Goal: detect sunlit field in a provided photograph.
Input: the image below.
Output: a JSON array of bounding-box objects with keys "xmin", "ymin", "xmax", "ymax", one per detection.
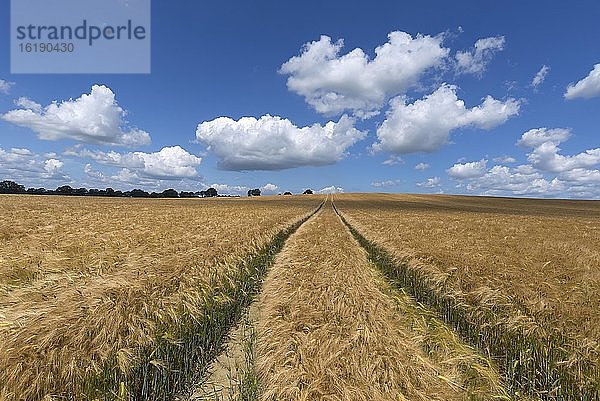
[
  {"xmin": 0, "ymin": 195, "xmax": 322, "ymax": 400},
  {"xmin": 335, "ymin": 193, "xmax": 600, "ymax": 400},
  {"xmin": 1, "ymin": 193, "xmax": 598, "ymax": 400}
]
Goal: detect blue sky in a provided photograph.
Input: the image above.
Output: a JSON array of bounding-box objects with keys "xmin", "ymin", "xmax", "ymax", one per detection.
[{"xmin": 1, "ymin": 0, "xmax": 600, "ymax": 198}]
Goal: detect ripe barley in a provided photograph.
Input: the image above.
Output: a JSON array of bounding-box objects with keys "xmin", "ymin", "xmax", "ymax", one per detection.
[
  {"xmin": 334, "ymin": 193, "xmax": 600, "ymax": 400},
  {"xmin": 256, "ymin": 202, "xmax": 489, "ymax": 401}
]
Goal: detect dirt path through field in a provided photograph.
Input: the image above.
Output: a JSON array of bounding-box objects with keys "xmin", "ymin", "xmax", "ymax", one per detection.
[{"xmin": 255, "ymin": 201, "xmax": 469, "ymax": 401}]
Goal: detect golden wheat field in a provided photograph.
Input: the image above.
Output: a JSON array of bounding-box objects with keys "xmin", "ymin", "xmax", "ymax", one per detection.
[
  {"xmin": 1, "ymin": 193, "xmax": 599, "ymax": 401},
  {"xmin": 0, "ymin": 194, "xmax": 322, "ymax": 400},
  {"xmin": 255, "ymin": 204, "xmax": 509, "ymax": 401},
  {"xmin": 334, "ymin": 193, "xmax": 600, "ymax": 400}
]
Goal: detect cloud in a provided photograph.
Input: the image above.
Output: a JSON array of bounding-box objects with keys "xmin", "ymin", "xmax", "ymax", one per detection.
[
  {"xmin": 461, "ymin": 164, "xmax": 563, "ymax": 196},
  {"xmin": 1, "ymin": 85, "xmax": 151, "ymax": 147},
  {"xmin": 318, "ymin": 186, "xmax": 344, "ymax": 194},
  {"xmin": 70, "ymin": 146, "xmax": 202, "ymax": 180},
  {"xmin": 134, "ymin": 146, "xmax": 201, "ymax": 179},
  {"xmin": 261, "ymin": 183, "xmax": 279, "ymax": 193},
  {"xmin": 449, "ymin": 129, "xmax": 600, "ymax": 198},
  {"xmin": 493, "ymin": 155, "xmax": 516, "ymax": 163},
  {"xmin": 10, "ymin": 148, "xmax": 33, "ymax": 156},
  {"xmin": 415, "ymin": 162, "xmax": 430, "ymax": 170},
  {"xmin": 374, "ymin": 84, "xmax": 520, "ymax": 154},
  {"xmin": 84, "ymin": 163, "xmax": 107, "ymax": 182},
  {"xmin": 0, "ymin": 79, "xmax": 15, "ymax": 95},
  {"xmin": 455, "ymin": 36, "xmax": 505, "ymax": 76},
  {"xmin": 371, "ymin": 180, "xmax": 398, "ymax": 188},
  {"xmin": 519, "ymin": 129, "xmax": 600, "ymax": 173},
  {"xmin": 448, "ymin": 159, "xmax": 488, "ymax": 179},
  {"xmin": 111, "ymin": 169, "xmax": 141, "ymax": 184},
  {"xmin": 382, "ymin": 155, "xmax": 404, "ymax": 166},
  {"xmin": 531, "ymin": 65, "xmax": 550, "ymax": 89},
  {"xmin": 196, "ymin": 114, "xmax": 366, "ymax": 170},
  {"xmin": 208, "ymin": 183, "xmax": 249, "ymax": 196},
  {"xmin": 565, "ymin": 64, "xmax": 600, "ymax": 100},
  {"xmin": 44, "ymin": 159, "xmax": 64, "ymax": 175},
  {"xmin": 558, "ymin": 168, "xmax": 600, "ymax": 184},
  {"xmin": 517, "ymin": 127, "xmax": 571, "ymax": 148},
  {"xmin": 417, "ymin": 177, "xmax": 441, "ymax": 188},
  {"xmin": 0, "ymin": 147, "xmax": 69, "ymax": 183},
  {"xmin": 15, "ymin": 97, "xmax": 43, "ymax": 113},
  {"xmin": 280, "ymin": 31, "xmax": 449, "ymax": 117}
]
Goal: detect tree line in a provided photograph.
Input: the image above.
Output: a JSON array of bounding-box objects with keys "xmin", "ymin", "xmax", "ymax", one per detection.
[
  {"xmin": 0, "ymin": 180, "xmax": 314, "ymax": 198},
  {"xmin": 0, "ymin": 180, "xmax": 221, "ymax": 198}
]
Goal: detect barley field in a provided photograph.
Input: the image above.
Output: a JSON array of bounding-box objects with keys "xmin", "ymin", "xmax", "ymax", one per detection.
[
  {"xmin": 255, "ymin": 203, "xmax": 509, "ymax": 401},
  {"xmin": 1, "ymin": 193, "xmax": 598, "ymax": 401},
  {"xmin": 0, "ymin": 195, "xmax": 322, "ymax": 400},
  {"xmin": 334, "ymin": 193, "xmax": 600, "ymax": 400}
]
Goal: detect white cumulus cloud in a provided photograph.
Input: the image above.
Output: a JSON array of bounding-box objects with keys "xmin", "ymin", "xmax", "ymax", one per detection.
[
  {"xmin": 448, "ymin": 159, "xmax": 488, "ymax": 179},
  {"xmin": 196, "ymin": 114, "xmax": 365, "ymax": 170},
  {"xmin": 318, "ymin": 186, "xmax": 344, "ymax": 194},
  {"xmin": 449, "ymin": 129, "xmax": 600, "ymax": 199},
  {"xmin": 463, "ymin": 165, "xmax": 562, "ymax": 196},
  {"xmin": 415, "ymin": 162, "xmax": 430, "ymax": 170},
  {"xmin": 374, "ymin": 84, "xmax": 520, "ymax": 154},
  {"xmin": 518, "ymin": 129, "xmax": 600, "ymax": 173},
  {"xmin": 261, "ymin": 183, "xmax": 279, "ymax": 193},
  {"xmin": 70, "ymin": 146, "xmax": 202, "ymax": 180},
  {"xmin": 1, "ymin": 85, "xmax": 151, "ymax": 147},
  {"xmin": 417, "ymin": 177, "xmax": 441, "ymax": 188},
  {"xmin": 455, "ymin": 36, "xmax": 505, "ymax": 76},
  {"xmin": 517, "ymin": 128, "xmax": 571, "ymax": 148},
  {"xmin": 565, "ymin": 64, "xmax": 600, "ymax": 100},
  {"xmin": 44, "ymin": 159, "xmax": 64, "ymax": 175},
  {"xmin": 0, "ymin": 147, "xmax": 68, "ymax": 183},
  {"xmin": 280, "ymin": 31, "xmax": 449, "ymax": 117}
]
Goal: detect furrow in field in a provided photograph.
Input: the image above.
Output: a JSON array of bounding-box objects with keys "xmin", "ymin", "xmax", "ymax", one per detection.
[{"xmin": 255, "ymin": 202, "xmax": 506, "ymax": 401}]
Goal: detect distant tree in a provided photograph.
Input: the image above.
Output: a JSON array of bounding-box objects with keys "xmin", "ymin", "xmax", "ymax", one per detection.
[
  {"xmin": 130, "ymin": 189, "xmax": 150, "ymax": 198},
  {"xmin": 179, "ymin": 191, "xmax": 197, "ymax": 198},
  {"xmin": 205, "ymin": 187, "xmax": 218, "ymax": 197},
  {"xmin": 55, "ymin": 185, "xmax": 74, "ymax": 195},
  {"xmin": 150, "ymin": 192, "xmax": 161, "ymax": 198},
  {"xmin": 247, "ymin": 188, "xmax": 261, "ymax": 197},
  {"xmin": 161, "ymin": 189, "xmax": 179, "ymax": 198},
  {"xmin": 303, "ymin": 189, "xmax": 313, "ymax": 195},
  {"xmin": 283, "ymin": 191, "xmax": 292, "ymax": 195},
  {"xmin": 74, "ymin": 188, "xmax": 88, "ymax": 196},
  {"xmin": 105, "ymin": 188, "xmax": 115, "ymax": 197},
  {"xmin": 26, "ymin": 187, "xmax": 46, "ymax": 195},
  {"xmin": 0, "ymin": 180, "xmax": 26, "ymax": 194}
]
